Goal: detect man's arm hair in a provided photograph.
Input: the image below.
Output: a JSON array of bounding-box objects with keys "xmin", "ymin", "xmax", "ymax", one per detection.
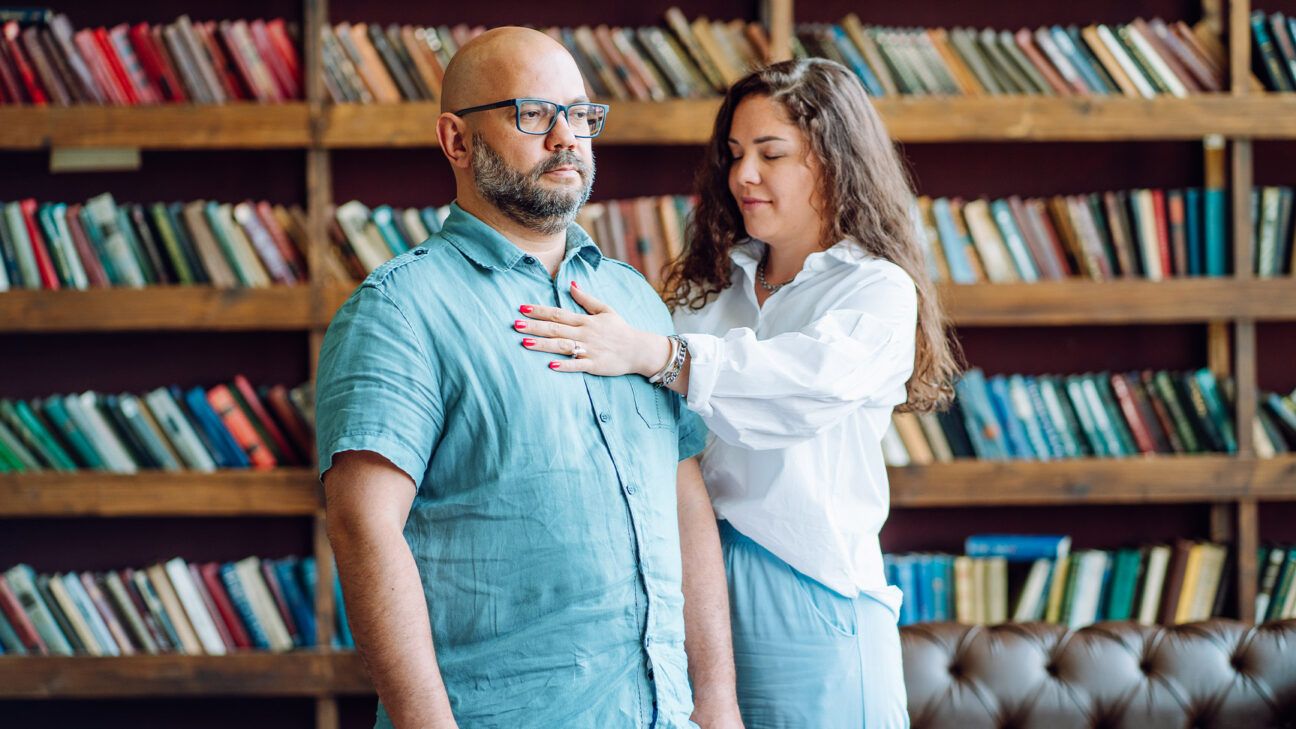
[
  {"xmin": 325, "ymin": 450, "xmax": 458, "ymax": 729},
  {"xmin": 675, "ymin": 457, "xmax": 743, "ymax": 727}
]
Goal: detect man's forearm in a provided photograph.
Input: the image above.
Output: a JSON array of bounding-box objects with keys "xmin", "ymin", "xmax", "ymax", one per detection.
[
  {"xmin": 675, "ymin": 458, "xmax": 741, "ymax": 723},
  {"xmin": 330, "ymin": 516, "xmax": 457, "ymax": 729}
]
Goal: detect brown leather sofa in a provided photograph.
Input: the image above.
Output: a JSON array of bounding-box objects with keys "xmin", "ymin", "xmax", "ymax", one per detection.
[{"xmin": 902, "ymin": 620, "xmax": 1296, "ymax": 728}]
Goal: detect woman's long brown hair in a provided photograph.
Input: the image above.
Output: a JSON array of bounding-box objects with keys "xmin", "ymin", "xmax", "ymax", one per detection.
[{"xmin": 662, "ymin": 58, "xmax": 960, "ymax": 412}]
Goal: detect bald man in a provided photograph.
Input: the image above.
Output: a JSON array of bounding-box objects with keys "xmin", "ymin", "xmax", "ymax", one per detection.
[{"xmin": 316, "ymin": 28, "xmax": 742, "ymax": 729}]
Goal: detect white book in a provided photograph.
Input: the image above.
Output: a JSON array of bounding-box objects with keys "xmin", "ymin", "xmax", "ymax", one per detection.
[
  {"xmin": 1067, "ymin": 551, "xmax": 1109, "ymax": 629},
  {"xmin": 401, "ymin": 208, "xmax": 431, "ymax": 246},
  {"xmin": 144, "ymin": 388, "xmax": 216, "ymax": 472},
  {"xmin": 164, "ymin": 558, "xmax": 227, "ymax": 655},
  {"xmin": 47, "ymin": 574, "xmax": 104, "ymax": 655},
  {"xmin": 1258, "ymin": 187, "xmax": 1282, "ymax": 278},
  {"xmin": 880, "ymin": 423, "xmax": 911, "ymax": 467},
  {"xmin": 1013, "ymin": 558, "xmax": 1054, "ymax": 622},
  {"xmin": 215, "ymin": 203, "xmax": 272, "ymax": 287},
  {"xmin": 961, "ymin": 200, "xmax": 1018, "ymax": 283},
  {"xmin": 61, "ymin": 572, "xmax": 120, "ymax": 656},
  {"xmin": 3, "ymin": 202, "xmax": 41, "ymax": 289},
  {"xmin": 1124, "ymin": 25, "xmax": 1188, "ymax": 97},
  {"xmin": 84, "ymin": 194, "xmax": 146, "ymax": 287},
  {"xmin": 986, "ymin": 557, "xmax": 1009, "ymax": 624},
  {"xmin": 1136, "ymin": 545, "xmax": 1172, "ymax": 625},
  {"xmin": 74, "ymin": 392, "xmax": 139, "ymax": 474},
  {"xmin": 49, "ymin": 203, "xmax": 89, "ymax": 290},
  {"xmin": 335, "ymin": 201, "xmax": 389, "ymax": 273},
  {"xmin": 1096, "ymin": 25, "xmax": 1157, "ymax": 99},
  {"xmin": 58, "ymin": 394, "xmax": 123, "ymax": 473},
  {"xmin": 234, "ymin": 557, "xmax": 294, "ymax": 651},
  {"xmin": 146, "ymin": 563, "xmax": 203, "ymax": 655},
  {"xmin": 1190, "ymin": 544, "xmax": 1227, "ymax": 622}
]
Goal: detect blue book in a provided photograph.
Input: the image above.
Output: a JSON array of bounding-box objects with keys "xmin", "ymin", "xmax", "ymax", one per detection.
[
  {"xmin": 419, "ymin": 207, "xmax": 442, "ymax": 236},
  {"xmin": 930, "ymin": 556, "xmax": 953, "ymax": 622},
  {"xmin": 1050, "ymin": 26, "xmax": 1108, "ymax": 94},
  {"xmin": 932, "ymin": 199, "xmax": 978, "ymax": 284},
  {"xmin": 965, "ymin": 535, "xmax": 1072, "ymax": 562},
  {"xmin": 219, "ymin": 562, "xmax": 271, "ymax": 650},
  {"xmin": 894, "ymin": 555, "xmax": 919, "ymax": 626},
  {"xmin": 1094, "ymin": 552, "xmax": 1116, "ymax": 622},
  {"xmin": 1185, "ymin": 188, "xmax": 1203, "ymax": 276},
  {"xmin": 333, "ymin": 566, "xmax": 353, "ymax": 649},
  {"xmin": 3, "ymin": 565, "xmax": 73, "ymax": 655},
  {"xmin": 1023, "ymin": 376, "xmax": 1066, "ymax": 459},
  {"xmin": 988, "ymin": 375, "xmax": 1035, "ymax": 459},
  {"xmin": 1204, "ymin": 187, "xmax": 1227, "ymax": 276},
  {"xmin": 181, "ymin": 386, "xmax": 249, "ymax": 468},
  {"xmin": 62, "ymin": 572, "xmax": 119, "ymax": 656},
  {"xmin": 0, "ymin": 601, "xmax": 23, "ymax": 654},
  {"xmin": 916, "ymin": 555, "xmax": 938, "ymax": 623},
  {"xmin": 1008, "ymin": 375, "xmax": 1053, "ymax": 460},
  {"xmin": 273, "ymin": 559, "xmax": 316, "ymax": 648},
  {"xmin": 990, "ymin": 199, "xmax": 1040, "ymax": 282},
  {"xmin": 371, "ymin": 205, "xmax": 410, "ymax": 256},
  {"xmin": 38, "ymin": 397, "xmax": 104, "ymax": 469},
  {"xmin": 830, "ymin": 25, "xmax": 885, "ymax": 97},
  {"xmin": 1064, "ymin": 376, "xmax": 1110, "ymax": 457},
  {"xmin": 954, "ymin": 369, "xmax": 1010, "ymax": 459}
]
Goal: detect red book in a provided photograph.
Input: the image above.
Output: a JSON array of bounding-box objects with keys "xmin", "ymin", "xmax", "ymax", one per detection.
[
  {"xmin": 187, "ymin": 563, "xmax": 235, "ymax": 651},
  {"xmin": 80, "ymin": 572, "xmax": 135, "ymax": 655},
  {"xmin": 255, "ymin": 202, "xmax": 306, "ymax": 279},
  {"xmin": 0, "ymin": 39, "xmax": 24, "ymax": 102},
  {"xmin": 92, "ymin": 27, "xmax": 140, "ymax": 104},
  {"xmin": 259, "ymin": 561, "xmax": 298, "ymax": 643},
  {"xmin": 206, "ymin": 384, "xmax": 276, "ymax": 469},
  {"xmin": 198, "ymin": 563, "xmax": 251, "ymax": 649},
  {"xmin": 107, "ymin": 24, "xmax": 157, "ymax": 104},
  {"xmin": 1110, "ymin": 373, "xmax": 1157, "ymax": 455},
  {"xmin": 74, "ymin": 29, "xmax": 128, "ymax": 104},
  {"xmin": 233, "ymin": 374, "xmax": 301, "ymax": 465},
  {"xmin": 266, "ymin": 384, "xmax": 313, "ymax": 461},
  {"xmin": 249, "ymin": 19, "xmax": 295, "ymax": 99},
  {"xmin": 19, "ymin": 199, "xmax": 60, "ymax": 290},
  {"xmin": 2, "ymin": 20, "xmax": 47, "ymax": 104},
  {"xmin": 128, "ymin": 23, "xmax": 184, "ymax": 102},
  {"xmin": 264, "ymin": 19, "xmax": 302, "ymax": 96},
  {"xmin": 1150, "ymin": 189, "xmax": 1172, "ymax": 279},
  {"xmin": 148, "ymin": 25, "xmax": 189, "ymax": 102},
  {"xmin": 63, "ymin": 204, "xmax": 110, "ymax": 288},
  {"xmin": 216, "ymin": 21, "xmax": 265, "ymax": 101},
  {"xmin": 196, "ymin": 20, "xmax": 247, "ymax": 100},
  {"xmin": 0, "ymin": 573, "xmax": 48, "ymax": 654}
]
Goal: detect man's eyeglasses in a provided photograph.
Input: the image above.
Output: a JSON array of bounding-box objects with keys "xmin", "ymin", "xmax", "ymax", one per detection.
[{"xmin": 452, "ymin": 98, "xmax": 610, "ymax": 138}]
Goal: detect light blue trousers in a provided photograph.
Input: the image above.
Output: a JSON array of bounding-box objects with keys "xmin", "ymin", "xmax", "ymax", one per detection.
[{"xmin": 719, "ymin": 521, "xmax": 910, "ymax": 729}]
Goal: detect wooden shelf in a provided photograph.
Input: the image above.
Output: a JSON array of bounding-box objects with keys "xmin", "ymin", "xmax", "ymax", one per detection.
[
  {"xmin": 0, "ymin": 103, "xmax": 310, "ymax": 150},
  {"xmin": 0, "ymin": 651, "xmax": 370, "ymax": 698},
  {"xmin": 0, "ymin": 469, "xmax": 322, "ymax": 518},
  {"xmin": 888, "ymin": 455, "xmax": 1296, "ymax": 508},
  {"xmin": 940, "ymin": 278, "xmax": 1296, "ymax": 326},
  {"xmin": 0, "ymin": 286, "xmax": 321, "ymax": 333}
]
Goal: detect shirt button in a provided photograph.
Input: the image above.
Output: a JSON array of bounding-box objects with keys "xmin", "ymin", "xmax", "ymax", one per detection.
[
  {"xmin": 413, "ymin": 248, "xmax": 427, "ymax": 256},
  {"xmin": 599, "ymin": 413, "xmax": 611, "ymax": 423},
  {"xmin": 644, "ymin": 637, "xmax": 653, "ymax": 648},
  {"xmin": 523, "ymin": 255, "xmax": 537, "ymax": 264},
  {"xmin": 625, "ymin": 483, "xmax": 638, "ymax": 495}
]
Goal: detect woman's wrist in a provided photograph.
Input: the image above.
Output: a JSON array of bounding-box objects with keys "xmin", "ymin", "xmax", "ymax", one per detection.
[{"xmin": 638, "ymin": 333, "xmax": 674, "ymax": 379}]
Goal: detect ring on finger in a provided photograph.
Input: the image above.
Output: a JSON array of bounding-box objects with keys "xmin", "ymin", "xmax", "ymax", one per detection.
[{"xmin": 571, "ymin": 342, "xmax": 587, "ymax": 358}]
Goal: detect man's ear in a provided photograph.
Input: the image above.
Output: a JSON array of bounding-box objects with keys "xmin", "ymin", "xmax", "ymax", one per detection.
[{"xmin": 437, "ymin": 113, "xmax": 472, "ymax": 170}]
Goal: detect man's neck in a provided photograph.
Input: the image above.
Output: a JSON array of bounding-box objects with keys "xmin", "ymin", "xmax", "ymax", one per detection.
[{"xmin": 457, "ymin": 193, "xmax": 568, "ymax": 275}]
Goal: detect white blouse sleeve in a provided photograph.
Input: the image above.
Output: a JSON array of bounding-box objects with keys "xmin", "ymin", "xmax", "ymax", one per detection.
[{"xmin": 680, "ymin": 276, "xmax": 917, "ymax": 450}]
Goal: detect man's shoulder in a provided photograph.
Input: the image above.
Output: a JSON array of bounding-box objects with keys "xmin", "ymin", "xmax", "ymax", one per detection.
[{"xmin": 356, "ymin": 235, "xmax": 455, "ymax": 296}]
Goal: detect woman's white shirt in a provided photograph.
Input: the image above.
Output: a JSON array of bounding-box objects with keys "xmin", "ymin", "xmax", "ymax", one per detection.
[{"xmin": 674, "ymin": 239, "xmax": 917, "ymax": 610}]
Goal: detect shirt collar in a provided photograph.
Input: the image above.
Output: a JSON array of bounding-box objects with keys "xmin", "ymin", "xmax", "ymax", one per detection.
[
  {"xmin": 439, "ymin": 202, "xmax": 603, "ymax": 272},
  {"xmin": 730, "ymin": 237, "xmax": 862, "ymax": 282}
]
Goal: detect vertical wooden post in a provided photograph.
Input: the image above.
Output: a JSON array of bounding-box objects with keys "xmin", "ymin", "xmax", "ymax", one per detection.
[
  {"xmin": 1237, "ymin": 499, "xmax": 1260, "ymax": 622},
  {"xmin": 763, "ymin": 0, "xmax": 794, "ymax": 63},
  {"xmin": 1230, "ymin": 0, "xmax": 1252, "ymax": 95}
]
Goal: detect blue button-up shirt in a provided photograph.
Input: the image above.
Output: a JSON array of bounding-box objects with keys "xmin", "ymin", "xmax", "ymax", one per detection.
[{"xmin": 316, "ymin": 203, "xmax": 706, "ymax": 729}]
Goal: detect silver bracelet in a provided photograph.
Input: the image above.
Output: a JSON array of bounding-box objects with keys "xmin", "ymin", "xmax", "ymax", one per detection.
[
  {"xmin": 648, "ymin": 335, "xmax": 679, "ymax": 384},
  {"xmin": 652, "ymin": 335, "xmax": 689, "ymax": 388}
]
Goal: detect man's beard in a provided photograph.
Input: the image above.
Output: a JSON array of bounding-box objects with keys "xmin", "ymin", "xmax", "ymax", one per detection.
[{"xmin": 471, "ymin": 132, "xmax": 595, "ymax": 236}]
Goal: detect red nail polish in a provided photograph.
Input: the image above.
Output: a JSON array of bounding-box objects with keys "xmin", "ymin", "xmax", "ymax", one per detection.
[
  {"xmin": 549, "ymin": 362, "xmax": 561, "ymax": 370},
  {"xmin": 522, "ymin": 338, "xmax": 535, "ymax": 347},
  {"xmin": 514, "ymin": 320, "xmax": 527, "ymax": 329},
  {"xmin": 571, "ymin": 280, "xmax": 579, "ymax": 289},
  {"xmin": 519, "ymin": 305, "xmax": 533, "ymax": 314}
]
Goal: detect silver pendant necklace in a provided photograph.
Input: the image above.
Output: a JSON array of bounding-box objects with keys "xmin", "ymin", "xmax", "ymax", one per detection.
[{"xmin": 757, "ymin": 251, "xmax": 795, "ymax": 293}]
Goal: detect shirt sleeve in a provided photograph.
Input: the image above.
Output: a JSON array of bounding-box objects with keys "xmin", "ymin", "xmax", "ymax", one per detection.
[
  {"xmin": 315, "ymin": 284, "xmax": 444, "ymax": 485},
  {"xmin": 675, "ymin": 400, "xmax": 708, "ymax": 461},
  {"xmin": 680, "ymin": 276, "xmax": 917, "ymax": 451}
]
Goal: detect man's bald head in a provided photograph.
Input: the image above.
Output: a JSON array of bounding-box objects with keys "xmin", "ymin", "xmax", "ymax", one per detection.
[{"xmin": 441, "ymin": 27, "xmax": 586, "ymax": 114}]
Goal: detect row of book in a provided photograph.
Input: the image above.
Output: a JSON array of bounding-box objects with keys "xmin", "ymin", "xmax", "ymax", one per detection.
[
  {"xmin": 1251, "ymin": 11, "xmax": 1296, "ymax": 93},
  {"xmin": 882, "ymin": 368, "xmax": 1279, "ymax": 466},
  {"xmin": 1257, "ymin": 545, "xmax": 1296, "ymax": 623},
  {"xmin": 0, "ymin": 194, "xmax": 311, "ymax": 291},
  {"xmin": 0, "ymin": 377, "xmax": 314, "ymax": 475},
  {"xmin": 0, "ymin": 10, "xmax": 301, "ymax": 106},
  {"xmin": 886, "ymin": 535, "xmax": 1237, "ymax": 628},
  {"xmin": 914, "ymin": 187, "xmax": 1231, "ymax": 284},
  {"xmin": 322, "ymin": 9, "xmax": 764, "ymax": 105},
  {"xmin": 799, "ymin": 16, "xmax": 1225, "ymax": 98},
  {"xmin": 0, "ymin": 557, "xmax": 353, "ymax": 656},
  {"xmin": 1251, "ymin": 186, "xmax": 1296, "ymax": 278}
]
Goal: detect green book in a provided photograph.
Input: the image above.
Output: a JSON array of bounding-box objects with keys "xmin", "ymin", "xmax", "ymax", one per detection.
[
  {"xmin": 1192, "ymin": 369, "xmax": 1237, "ymax": 453},
  {"xmin": 1090, "ymin": 374, "xmax": 1139, "ymax": 456},
  {"xmin": 1104, "ymin": 549, "xmax": 1141, "ymax": 621},
  {"xmin": 1151, "ymin": 371, "xmax": 1202, "ymax": 453},
  {"xmin": 2, "ymin": 399, "xmax": 76, "ymax": 470},
  {"xmin": 0, "ymin": 418, "xmax": 40, "ymax": 471},
  {"xmin": 1265, "ymin": 549, "xmax": 1296, "ymax": 622},
  {"xmin": 1058, "ymin": 552, "xmax": 1084, "ymax": 626},
  {"xmin": 166, "ymin": 202, "xmax": 213, "ymax": 284},
  {"xmin": 203, "ymin": 202, "xmax": 252, "ymax": 285},
  {"xmin": 37, "ymin": 397, "xmax": 104, "ymax": 469},
  {"xmin": 1065, "ymin": 376, "xmax": 1110, "ymax": 457},
  {"xmin": 146, "ymin": 203, "xmax": 195, "ymax": 285}
]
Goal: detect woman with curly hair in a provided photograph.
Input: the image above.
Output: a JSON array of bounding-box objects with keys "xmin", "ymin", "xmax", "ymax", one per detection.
[{"xmin": 516, "ymin": 58, "xmax": 960, "ymax": 727}]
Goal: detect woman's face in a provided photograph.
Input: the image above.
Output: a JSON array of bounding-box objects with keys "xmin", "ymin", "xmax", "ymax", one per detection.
[{"xmin": 726, "ymin": 94, "xmax": 825, "ymax": 252}]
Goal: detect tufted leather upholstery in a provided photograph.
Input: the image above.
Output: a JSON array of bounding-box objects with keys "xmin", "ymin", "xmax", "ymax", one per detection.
[{"xmin": 902, "ymin": 620, "xmax": 1296, "ymax": 729}]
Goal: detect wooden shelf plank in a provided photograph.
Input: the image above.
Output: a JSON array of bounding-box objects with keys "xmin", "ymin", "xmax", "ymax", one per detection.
[
  {"xmin": 0, "ymin": 286, "xmax": 318, "ymax": 333},
  {"xmin": 317, "ymin": 96, "xmax": 1296, "ymax": 148},
  {"xmin": 0, "ymin": 103, "xmax": 311, "ymax": 150},
  {"xmin": 0, "ymin": 651, "xmax": 370, "ymax": 698},
  {"xmin": 888, "ymin": 455, "xmax": 1296, "ymax": 507},
  {"xmin": 0, "ymin": 469, "xmax": 322, "ymax": 517},
  {"xmin": 940, "ymin": 278, "xmax": 1296, "ymax": 326}
]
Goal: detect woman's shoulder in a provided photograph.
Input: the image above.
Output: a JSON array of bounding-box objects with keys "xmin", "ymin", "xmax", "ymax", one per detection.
[{"xmin": 826, "ymin": 244, "xmax": 916, "ymax": 294}]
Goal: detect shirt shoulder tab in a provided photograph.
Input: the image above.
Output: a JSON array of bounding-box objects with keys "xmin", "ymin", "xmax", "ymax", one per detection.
[{"xmin": 361, "ymin": 235, "xmax": 446, "ymax": 289}]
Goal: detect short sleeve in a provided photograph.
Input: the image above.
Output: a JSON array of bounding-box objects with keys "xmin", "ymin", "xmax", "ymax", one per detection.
[
  {"xmin": 675, "ymin": 393, "xmax": 708, "ymax": 460},
  {"xmin": 315, "ymin": 284, "xmax": 443, "ymax": 485}
]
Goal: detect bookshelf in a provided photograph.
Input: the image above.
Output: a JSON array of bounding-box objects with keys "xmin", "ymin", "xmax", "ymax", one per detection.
[{"xmin": 2, "ymin": 0, "xmax": 1294, "ymax": 727}]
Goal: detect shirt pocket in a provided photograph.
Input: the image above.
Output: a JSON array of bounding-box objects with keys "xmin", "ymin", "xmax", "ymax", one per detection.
[{"xmin": 629, "ymin": 378, "xmax": 676, "ymax": 430}]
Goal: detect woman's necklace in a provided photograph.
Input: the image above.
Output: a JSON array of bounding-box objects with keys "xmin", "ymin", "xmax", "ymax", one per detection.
[{"xmin": 757, "ymin": 251, "xmax": 796, "ymax": 293}]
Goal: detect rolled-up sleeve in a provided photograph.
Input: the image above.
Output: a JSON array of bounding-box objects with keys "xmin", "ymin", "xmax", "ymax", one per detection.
[
  {"xmin": 680, "ymin": 278, "xmax": 917, "ymax": 450},
  {"xmin": 315, "ymin": 284, "xmax": 443, "ymax": 485}
]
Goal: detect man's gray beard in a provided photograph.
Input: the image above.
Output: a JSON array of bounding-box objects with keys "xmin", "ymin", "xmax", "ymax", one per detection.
[{"xmin": 471, "ymin": 133, "xmax": 595, "ymax": 236}]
